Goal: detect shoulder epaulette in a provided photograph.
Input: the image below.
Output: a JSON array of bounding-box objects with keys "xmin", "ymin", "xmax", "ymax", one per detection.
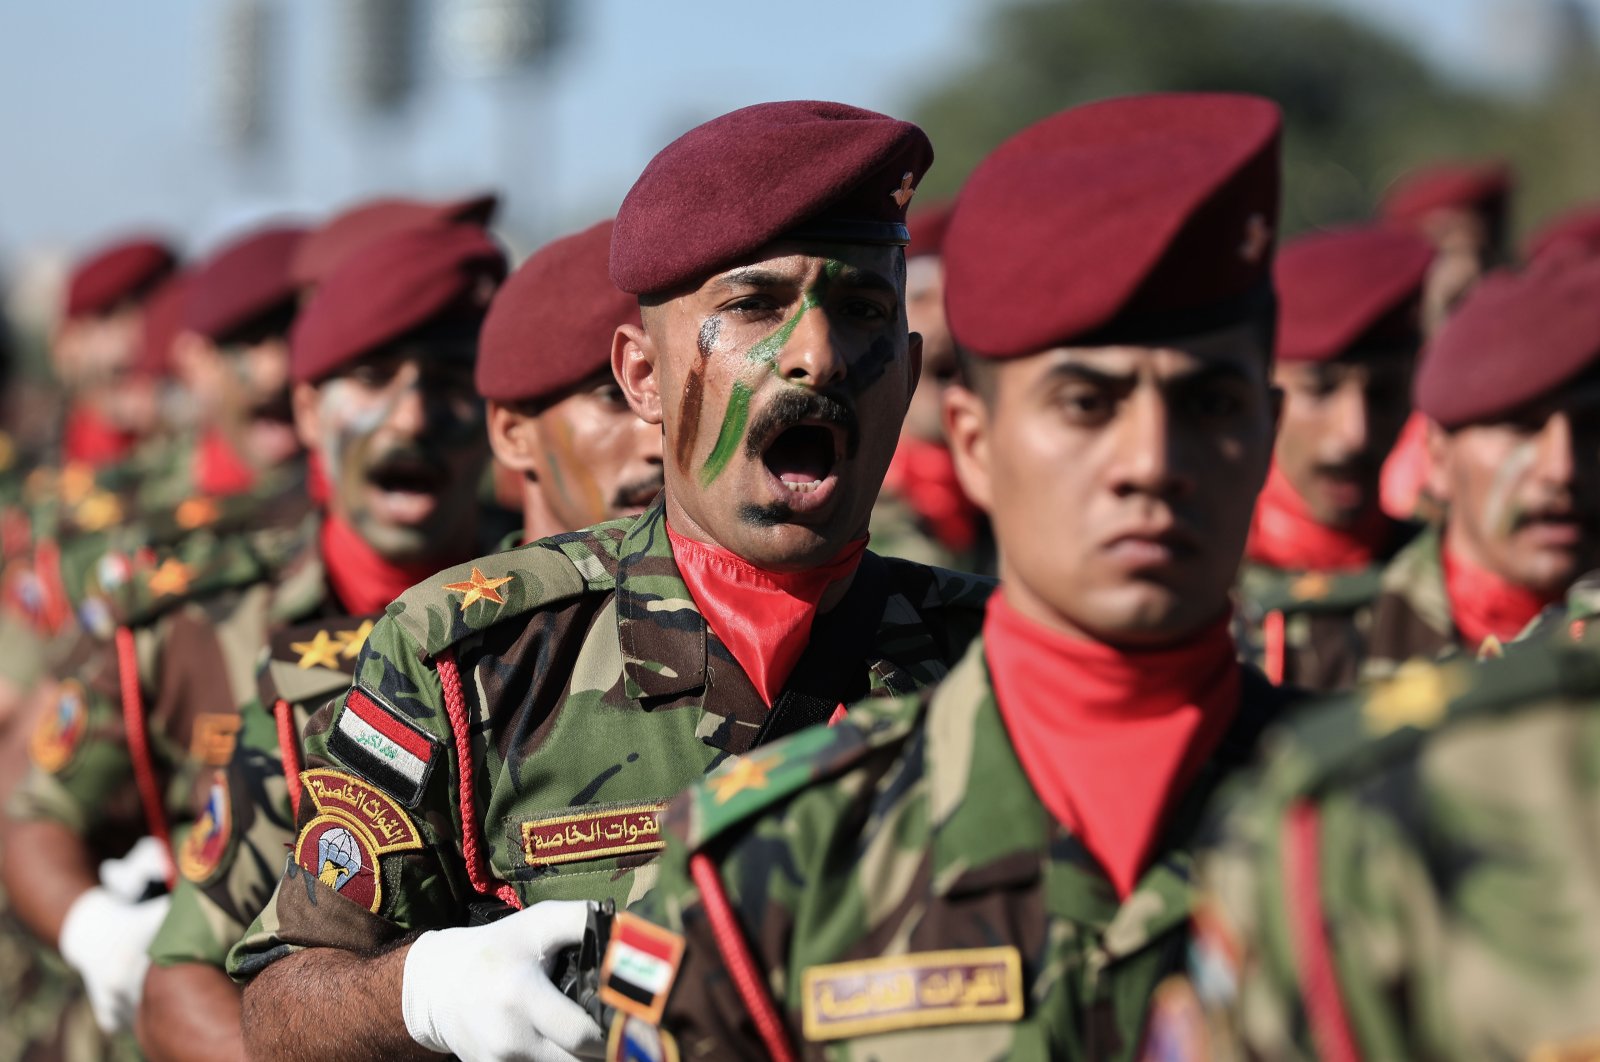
[
  {"xmin": 386, "ymin": 520, "xmax": 632, "ymax": 658},
  {"xmin": 258, "ymin": 612, "xmax": 382, "ymax": 710},
  {"xmin": 107, "ymin": 530, "xmax": 275, "ymax": 629},
  {"xmin": 1247, "ymin": 566, "xmax": 1387, "ymax": 616}
]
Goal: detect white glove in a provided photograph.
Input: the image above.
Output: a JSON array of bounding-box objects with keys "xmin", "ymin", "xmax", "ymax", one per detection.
[
  {"xmin": 98, "ymin": 836, "xmax": 170, "ymax": 902},
  {"xmin": 58, "ymin": 886, "xmax": 172, "ymax": 1033},
  {"xmin": 402, "ymin": 899, "xmax": 605, "ymax": 1062}
]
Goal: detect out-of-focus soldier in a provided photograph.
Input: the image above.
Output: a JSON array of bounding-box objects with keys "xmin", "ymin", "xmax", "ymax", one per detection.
[{"xmin": 1524, "ymin": 202, "xmax": 1600, "ymax": 265}]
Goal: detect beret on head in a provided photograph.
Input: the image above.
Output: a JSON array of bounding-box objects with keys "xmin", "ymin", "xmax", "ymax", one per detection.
[
  {"xmin": 291, "ymin": 192, "xmax": 499, "ymax": 289},
  {"xmin": 1415, "ymin": 255, "xmax": 1600, "ymax": 429},
  {"xmin": 65, "ymin": 236, "xmax": 178, "ymax": 319},
  {"xmin": 611, "ymin": 100, "xmax": 933, "ymax": 295},
  {"xmin": 1275, "ymin": 226, "xmax": 1433, "ymax": 362},
  {"xmin": 134, "ymin": 271, "xmax": 192, "ymax": 376},
  {"xmin": 1381, "ymin": 160, "xmax": 1512, "ymax": 225},
  {"xmin": 945, "ymin": 93, "xmax": 1281, "ymax": 360},
  {"xmin": 185, "ymin": 225, "xmax": 308, "ymax": 343},
  {"xmin": 291, "ymin": 224, "xmax": 507, "ymax": 384},
  {"xmin": 477, "ymin": 219, "xmax": 639, "ymax": 406},
  {"xmin": 907, "ymin": 203, "xmax": 954, "ymax": 260},
  {"xmin": 1525, "ymin": 204, "xmax": 1600, "ymax": 264}
]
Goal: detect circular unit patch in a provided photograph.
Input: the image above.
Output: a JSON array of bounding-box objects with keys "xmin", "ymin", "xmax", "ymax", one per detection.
[
  {"xmin": 296, "ymin": 813, "xmax": 381, "ymax": 913},
  {"xmin": 30, "ymin": 679, "xmax": 88, "ymax": 773}
]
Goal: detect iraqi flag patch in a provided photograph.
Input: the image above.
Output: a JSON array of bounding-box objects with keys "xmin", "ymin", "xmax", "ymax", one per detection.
[
  {"xmin": 328, "ymin": 686, "xmax": 439, "ymax": 807},
  {"xmin": 598, "ymin": 912, "xmax": 686, "ymax": 1025}
]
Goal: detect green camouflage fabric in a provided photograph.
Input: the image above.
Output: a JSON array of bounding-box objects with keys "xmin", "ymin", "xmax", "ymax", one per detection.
[
  {"xmin": 1512, "ymin": 569, "xmax": 1600, "ymax": 649},
  {"xmin": 150, "ymin": 611, "xmax": 379, "ymax": 972},
  {"xmin": 0, "ymin": 915, "xmax": 139, "ymax": 1062},
  {"xmin": 1359, "ymin": 523, "xmax": 1464, "ymax": 680},
  {"xmin": 611, "ymin": 636, "xmax": 1292, "ymax": 1062},
  {"xmin": 1234, "ymin": 562, "xmax": 1387, "ymax": 693},
  {"xmin": 1186, "ymin": 622, "xmax": 1600, "ymax": 1061},
  {"xmin": 226, "ymin": 496, "xmax": 992, "ymax": 980},
  {"xmin": 868, "ymin": 488, "xmax": 995, "ymax": 577}
]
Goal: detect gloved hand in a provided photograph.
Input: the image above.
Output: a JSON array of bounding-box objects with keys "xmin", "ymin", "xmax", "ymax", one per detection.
[
  {"xmin": 99, "ymin": 836, "xmax": 170, "ymax": 901},
  {"xmin": 58, "ymin": 886, "xmax": 172, "ymax": 1033},
  {"xmin": 403, "ymin": 899, "xmax": 606, "ymax": 1062}
]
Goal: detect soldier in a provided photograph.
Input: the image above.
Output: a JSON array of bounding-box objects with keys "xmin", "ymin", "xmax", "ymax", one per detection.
[
  {"xmin": 870, "ymin": 204, "xmax": 990, "ymax": 572},
  {"xmin": 1235, "ymin": 226, "xmax": 1432, "ymax": 690},
  {"xmin": 1524, "ymin": 201, "xmax": 1600, "ymax": 264},
  {"xmin": 479, "ymin": 218, "xmax": 664, "ymax": 542},
  {"xmin": 1363, "ymin": 252, "xmax": 1600, "ymax": 677},
  {"xmin": 138, "ymin": 218, "xmax": 656, "ymax": 1062},
  {"xmin": 1, "ymin": 224, "xmax": 504, "ymax": 1044},
  {"xmin": 600, "ymin": 92, "xmax": 1301, "ymax": 1061},
  {"xmin": 229, "ymin": 100, "xmax": 992, "ymax": 1061}
]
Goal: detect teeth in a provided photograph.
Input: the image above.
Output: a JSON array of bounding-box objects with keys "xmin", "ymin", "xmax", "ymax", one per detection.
[{"xmin": 784, "ymin": 480, "xmax": 823, "ymax": 493}]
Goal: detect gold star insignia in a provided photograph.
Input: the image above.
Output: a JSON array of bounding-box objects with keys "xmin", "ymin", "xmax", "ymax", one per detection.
[
  {"xmin": 337, "ymin": 619, "xmax": 375, "ymax": 658},
  {"xmin": 146, "ymin": 558, "xmax": 193, "ymax": 597},
  {"xmin": 73, "ymin": 490, "xmax": 123, "ymax": 532},
  {"xmin": 58, "ymin": 463, "xmax": 96, "ymax": 505},
  {"xmin": 443, "ymin": 567, "xmax": 514, "ymax": 611},
  {"xmin": 1290, "ymin": 571, "xmax": 1331, "ymax": 602},
  {"xmin": 1239, "ymin": 213, "xmax": 1273, "ymax": 264},
  {"xmin": 290, "ymin": 629, "xmax": 343, "ymax": 670},
  {"xmin": 1361, "ymin": 659, "xmax": 1462, "ymax": 737},
  {"xmin": 708, "ymin": 755, "xmax": 775, "ymax": 805},
  {"xmin": 1476, "ymin": 634, "xmax": 1504, "ymax": 661},
  {"xmin": 891, "ymin": 171, "xmax": 917, "ymax": 209},
  {"xmin": 176, "ymin": 497, "xmax": 221, "ymax": 530}
]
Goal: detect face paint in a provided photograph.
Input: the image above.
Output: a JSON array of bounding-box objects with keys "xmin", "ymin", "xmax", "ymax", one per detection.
[
  {"xmin": 743, "ymin": 259, "xmax": 843, "ymax": 370},
  {"xmin": 700, "ymin": 382, "xmax": 752, "ymax": 487},
  {"xmin": 542, "ymin": 414, "xmax": 607, "ymax": 524},
  {"xmin": 1483, "ymin": 437, "xmax": 1537, "ymax": 539},
  {"xmin": 675, "ymin": 317, "xmax": 719, "ymax": 475}
]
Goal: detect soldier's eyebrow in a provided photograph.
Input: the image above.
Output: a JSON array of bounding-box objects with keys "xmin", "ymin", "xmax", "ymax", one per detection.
[
  {"xmin": 1043, "ymin": 362, "xmax": 1135, "ymax": 389},
  {"xmin": 715, "ymin": 267, "xmax": 797, "ymax": 292},
  {"xmin": 826, "ymin": 265, "xmax": 898, "ymax": 298}
]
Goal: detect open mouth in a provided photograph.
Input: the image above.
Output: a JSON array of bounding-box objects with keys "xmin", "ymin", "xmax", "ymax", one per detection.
[
  {"xmin": 364, "ymin": 453, "xmax": 451, "ymax": 525},
  {"xmin": 761, "ymin": 424, "xmax": 841, "ymax": 495}
]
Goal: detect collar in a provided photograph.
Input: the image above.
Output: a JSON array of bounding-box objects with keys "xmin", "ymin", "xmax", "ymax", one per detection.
[
  {"xmin": 614, "ymin": 500, "xmax": 710, "ymax": 703},
  {"xmin": 1246, "ymin": 463, "xmax": 1393, "ymax": 573}
]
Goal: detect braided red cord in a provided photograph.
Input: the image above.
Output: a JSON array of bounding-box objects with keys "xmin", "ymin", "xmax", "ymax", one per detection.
[
  {"xmin": 1284, "ymin": 800, "xmax": 1361, "ymax": 1062},
  {"xmin": 114, "ymin": 626, "xmax": 175, "ymax": 888},
  {"xmin": 689, "ymin": 852, "xmax": 796, "ymax": 1062},
  {"xmin": 435, "ymin": 649, "xmax": 522, "ymax": 910},
  {"xmin": 273, "ymin": 698, "xmax": 303, "ymax": 820},
  {"xmin": 1263, "ymin": 609, "xmax": 1287, "ymax": 686}
]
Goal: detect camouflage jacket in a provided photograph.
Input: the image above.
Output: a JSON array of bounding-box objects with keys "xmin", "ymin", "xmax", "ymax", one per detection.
[
  {"xmin": 226, "ymin": 497, "xmax": 992, "ymax": 981},
  {"xmin": 868, "ymin": 488, "xmax": 995, "ymax": 577},
  {"xmin": 149, "ymin": 611, "xmax": 380, "ymax": 972},
  {"xmin": 1187, "ymin": 627, "xmax": 1600, "ymax": 1061},
  {"xmin": 1360, "ymin": 523, "xmax": 1463, "ymax": 680},
  {"xmin": 1232, "ymin": 523, "xmax": 1415, "ymax": 693},
  {"xmin": 604, "ymin": 636, "xmax": 1293, "ymax": 1062}
]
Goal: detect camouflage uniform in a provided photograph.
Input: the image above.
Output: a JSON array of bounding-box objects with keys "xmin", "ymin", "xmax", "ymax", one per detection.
[
  {"xmin": 227, "ymin": 498, "xmax": 991, "ymax": 979},
  {"xmin": 868, "ymin": 489, "xmax": 994, "ymax": 576},
  {"xmin": 605, "ymin": 636, "xmax": 1292, "ymax": 1062},
  {"xmin": 1360, "ymin": 523, "xmax": 1467, "ymax": 679},
  {"xmin": 1186, "ymin": 617, "xmax": 1600, "ymax": 1061}
]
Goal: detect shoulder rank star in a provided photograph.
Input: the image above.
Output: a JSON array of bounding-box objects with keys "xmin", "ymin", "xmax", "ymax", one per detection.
[
  {"xmin": 443, "ymin": 567, "xmax": 513, "ymax": 611},
  {"xmin": 337, "ymin": 619, "xmax": 375, "ymax": 658},
  {"xmin": 291, "ymin": 629, "xmax": 344, "ymax": 670},
  {"xmin": 707, "ymin": 754, "xmax": 774, "ymax": 804},
  {"xmin": 175, "ymin": 497, "xmax": 221, "ymax": 530},
  {"xmin": 147, "ymin": 558, "xmax": 193, "ymax": 597}
]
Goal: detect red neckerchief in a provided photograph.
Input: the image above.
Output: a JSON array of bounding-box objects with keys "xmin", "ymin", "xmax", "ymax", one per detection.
[
  {"xmin": 1380, "ymin": 411, "xmax": 1431, "ymax": 522},
  {"xmin": 1442, "ymin": 535, "xmax": 1557, "ymax": 651},
  {"xmin": 1246, "ymin": 463, "xmax": 1390, "ymax": 572},
  {"xmin": 665, "ymin": 523, "xmax": 866, "ymax": 707},
  {"xmin": 194, "ymin": 428, "xmax": 257, "ymax": 497},
  {"xmin": 306, "ymin": 451, "xmax": 330, "ymax": 507},
  {"xmin": 883, "ymin": 437, "xmax": 980, "ymax": 553},
  {"xmin": 984, "ymin": 591, "xmax": 1241, "ymax": 899},
  {"xmin": 319, "ymin": 515, "xmax": 450, "ymax": 616},
  {"xmin": 61, "ymin": 406, "xmax": 136, "ymax": 467}
]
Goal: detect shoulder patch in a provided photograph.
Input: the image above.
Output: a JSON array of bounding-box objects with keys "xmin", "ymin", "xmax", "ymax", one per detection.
[
  {"xmin": 521, "ymin": 802, "xmax": 667, "ymax": 867},
  {"xmin": 293, "ymin": 768, "xmax": 424, "ymax": 913},
  {"xmin": 800, "ymin": 946, "xmax": 1024, "ymax": 1041},
  {"xmin": 327, "ymin": 686, "xmax": 440, "ymax": 807},
  {"xmin": 178, "ymin": 768, "xmax": 234, "ymax": 883},
  {"xmin": 30, "ymin": 679, "xmax": 89, "ymax": 773},
  {"xmin": 599, "ymin": 911, "xmax": 686, "ymax": 1025},
  {"xmin": 606, "ymin": 1013, "xmax": 679, "ymax": 1062}
]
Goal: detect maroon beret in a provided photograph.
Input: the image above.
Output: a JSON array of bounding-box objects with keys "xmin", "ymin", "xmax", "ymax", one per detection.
[
  {"xmin": 291, "ymin": 224, "xmax": 507, "ymax": 384},
  {"xmin": 1415, "ymin": 255, "xmax": 1600, "ymax": 429},
  {"xmin": 291, "ymin": 192, "xmax": 499, "ymax": 289},
  {"xmin": 65, "ymin": 236, "xmax": 177, "ymax": 319},
  {"xmin": 907, "ymin": 203, "xmax": 953, "ymax": 260},
  {"xmin": 477, "ymin": 220, "xmax": 640, "ymax": 405},
  {"xmin": 134, "ymin": 271, "xmax": 192, "ymax": 376},
  {"xmin": 1382, "ymin": 160, "xmax": 1512, "ymax": 226},
  {"xmin": 945, "ymin": 93, "xmax": 1281, "ymax": 360},
  {"xmin": 611, "ymin": 100, "xmax": 933, "ymax": 295},
  {"xmin": 1275, "ymin": 226, "xmax": 1433, "ymax": 362},
  {"xmin": 185, "ymin": 225, "xmax": 308, "ymax": 343},
  {"xmin": 1525, "ymin": 204, "xmax": 1600, "ymax": 264}
]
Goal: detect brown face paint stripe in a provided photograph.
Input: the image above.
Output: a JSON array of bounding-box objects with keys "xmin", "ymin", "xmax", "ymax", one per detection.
[{"xmin": 675, "ymin": 318, "xmax": 718, "ymax": 474}]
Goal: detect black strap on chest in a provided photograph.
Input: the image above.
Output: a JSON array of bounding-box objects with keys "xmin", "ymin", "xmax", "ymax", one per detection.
[{"xmin": 751, "ymin": 553, "xmax": 892, "ymax": 748}]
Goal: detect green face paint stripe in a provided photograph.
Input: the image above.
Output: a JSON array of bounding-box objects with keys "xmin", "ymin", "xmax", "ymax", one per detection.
[
  {"xmin": 699, "ymin": 382, "xmax": 753, "ymax": 487},
  {"xmin": 743, "ymin": 259, "xmax": 847, "ymax": 366}
]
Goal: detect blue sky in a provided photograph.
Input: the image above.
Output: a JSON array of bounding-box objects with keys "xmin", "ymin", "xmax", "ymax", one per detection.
[{"xmin": 0, "ymin": 0, "xmax": 1589, "ymax": 259}]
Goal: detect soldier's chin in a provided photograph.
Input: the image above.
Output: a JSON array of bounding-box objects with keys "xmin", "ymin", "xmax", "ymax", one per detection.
[
  {"xmin": 246, "ymin": 419, "xmax": 302, "ymax": 466},
  {"xmin": 1074, "ymin": 585, "xmax": 1214, "ymax": 649}
]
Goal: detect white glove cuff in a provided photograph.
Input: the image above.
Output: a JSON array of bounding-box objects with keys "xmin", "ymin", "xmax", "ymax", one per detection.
[
  {"xmin": 402, "ymin": 930, "xmax": 453, "ymax": 1054},
  {"xmin": 58, "ymin": 886, "xmax": 116, "ymax": 976}
]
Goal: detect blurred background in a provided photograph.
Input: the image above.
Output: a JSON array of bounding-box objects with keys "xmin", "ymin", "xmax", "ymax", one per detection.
[{"xmin": 2, "ymin": 0, "xmax": 1598, "ymax": 370}]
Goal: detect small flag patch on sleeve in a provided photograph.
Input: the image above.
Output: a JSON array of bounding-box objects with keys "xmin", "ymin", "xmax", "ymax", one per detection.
[
  {"xmin": 328, "ymin": 686, "xmax": 438, "ymax": 807},
  {"xmin": 599, "ymin": 912, "xmax": 686, "ymax": 1025}
]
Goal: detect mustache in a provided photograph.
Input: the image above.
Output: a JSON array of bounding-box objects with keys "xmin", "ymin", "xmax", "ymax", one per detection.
[
  {"xmin": 363, "ymin": 444, "xmax": 449, "ymax": 481},
  {"xmin": 741, "ymin": 388, "xmax": 860, "ymax": 461},
  {"xmin": 250, "ymin": 389, "xmax": 295, "ymax": 424}
]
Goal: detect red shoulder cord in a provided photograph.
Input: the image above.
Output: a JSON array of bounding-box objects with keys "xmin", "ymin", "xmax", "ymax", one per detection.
[
  {"xmin": 1263, "ymin": 609, "xmax": 1287, "ymax": 686},
  {"xmin": 434, "ymin": 648, "xmax": 523, "ymax": 910},
  {"xmin": 689, "ymin": 852, "xmax": 797, "ymax": 1062},
  {"xmin": 274, "ymin": 698, "xmax": 303, "ymax": 820},
  {"xmin": 1284, "ymin": 800, "xmax": 1361, "ymax": 1062},
  {"xmin": 114, "ymin": 625, "xmax": 176, "ymax": 888}
]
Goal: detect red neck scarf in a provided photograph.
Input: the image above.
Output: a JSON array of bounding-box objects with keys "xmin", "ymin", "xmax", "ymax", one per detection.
[
  {"xmin": 1442, "ymin": 535, "xmax": 1557, "ymax": 651},
  {"xmin": 194, "ymin": 428, "xmax": 258, "ymax": 497},
  {"xmin": 984, "ymin": 592, "xmax": 1242, "ymax": 899},
  {"xmin": 62, "ymin": 406, "xmax": 136, "ymax": 467},
  {"xmin": 1246, "ymin": 463, "xmax": 1390, "ymax": 572},
  {"xmin": 883, "ymin": 437, "xmax": 980, "ymax": 553},
  {"xmin": 666, "ymin": 524, "xmax": 866, "ymax": 707},
  {"xmin": 319, "ymin": 515, "xmax": 453, "ymax": 616}
]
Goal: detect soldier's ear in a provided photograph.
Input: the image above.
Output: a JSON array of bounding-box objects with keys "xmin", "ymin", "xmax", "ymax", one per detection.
[
  {"xmin": 486, "ymin": 401, "xmax": 541, "ymax": 475},
  {"xmin": 1424, "ymin": 417, "xmax": 1454, "ymax": 504},
  {"xmin": 943, "ymin": 382, "xmax": 994, "ymax": 516},
  {"xmin": 613, "ymin": 323, "xmax": 664, "ymax": 426},
  {"xmin": 291, "ymin": 382, "xmax": 322, "ymax": 453}
]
